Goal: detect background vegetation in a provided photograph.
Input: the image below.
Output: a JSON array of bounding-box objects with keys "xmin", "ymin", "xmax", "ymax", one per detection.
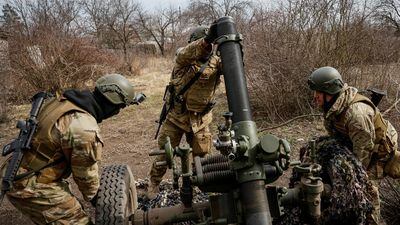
[
  {"xmin": 0, "ymin": 0, "xmax": 399, "ymax": 124},
  {"xmin": 0, "ymin": 1, "xmax": 399, "ymax": 224}
]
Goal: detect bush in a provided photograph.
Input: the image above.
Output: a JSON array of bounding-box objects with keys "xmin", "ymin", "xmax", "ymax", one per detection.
[
  {"xmin": 7, "ymin": 34, "xmax": 121, "ymax": 103},
  {"xmin": 0, "ymin": 96, "xmax": 9, "ymax": 123},
  {"xmin": 243, "ymin": 0, "xmax": 400, "ymax": 122}
]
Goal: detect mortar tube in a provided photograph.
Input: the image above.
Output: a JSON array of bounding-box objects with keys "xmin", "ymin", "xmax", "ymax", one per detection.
[
  {"xmin": 216, "ymin": 16, "xmax": 252, "ymax": 123},
  {"xmin": 216, "ymin": 16, "xmax": 271, "ymax": 225},
  {"xmin": 132, "ymin": 201, "xmax": 210, "ymax": 225}
]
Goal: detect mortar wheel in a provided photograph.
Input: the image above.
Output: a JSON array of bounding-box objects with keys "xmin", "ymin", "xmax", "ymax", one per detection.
[{"xmin": 96, "ymin": 164, "xmax": 137, "ymax": 225}]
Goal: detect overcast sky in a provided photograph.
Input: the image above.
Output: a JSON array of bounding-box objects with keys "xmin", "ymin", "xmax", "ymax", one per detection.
[
  {"xmin": 139, "ymin": 0, "xmax": 190, "ymax": 12},
  {"xmin": 0, "ymin": 0, "xmax": 189, "ymax": 11},
  {"xmin": 0, "ymin": 0, "xmax": 274, "ymax": 14}
]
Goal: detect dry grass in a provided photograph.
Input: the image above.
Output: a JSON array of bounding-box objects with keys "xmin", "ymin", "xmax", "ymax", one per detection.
[
  {"xmin": 0, "ymin": 56, "xmax": 398, "ymax": 225},
  {"xmin": 380, "ymin": 178, "xmax": 400, "ymax": 225}
]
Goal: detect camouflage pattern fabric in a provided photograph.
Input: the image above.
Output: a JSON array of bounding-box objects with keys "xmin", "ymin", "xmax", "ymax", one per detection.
[
  {"xmin": 150, "ymin": 38, "xmax": 221, "ymax": 186},
  {"xmin": 324, "ymin": 85, "xmax": 398, "ymax": 179},
  {"xmin": 5, "ymin": 109, "xmax": 103, "ymax": 225},
  {"xmin": 166, "ymin": 38, "xmax": 221, "ymax": 133},
  {"xmin": 150, "ymin": 119, "xmax": 211, "ymax": 185},
  {"xmin": 7, "ymin": 181, "xmax": 92, "ymax": 225},
  {"xmin": 278, "ymin": 137, "xmax": 377, "ymax": 225}
]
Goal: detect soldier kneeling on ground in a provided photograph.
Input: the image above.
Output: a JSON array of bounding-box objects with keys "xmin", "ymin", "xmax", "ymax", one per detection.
[
  {"xmin": 1, "ymin": 74, "xmax": 144, "ymax": 225},
  {"xmin": 307, "ymin": 66, "xmax": 399, "ymax": 225}
]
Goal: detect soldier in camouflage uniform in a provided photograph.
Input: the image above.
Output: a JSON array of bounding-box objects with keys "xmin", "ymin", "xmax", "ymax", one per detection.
[
  {"xmin": 148, "ymin": 24, "xmax": 221, "ymax": 197},
  {"xmin": 2, "ymin": 74, "xmax": 140, "ymax": 225},
  {"xmin": 308, "ymin": 66, "xmax": 398, "ymax": 225}
]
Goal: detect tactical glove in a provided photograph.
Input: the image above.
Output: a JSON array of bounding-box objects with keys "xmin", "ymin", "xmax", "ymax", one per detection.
[{"xmin": 204, "ymin": 22, "xmax": 218, "ymax": 44}]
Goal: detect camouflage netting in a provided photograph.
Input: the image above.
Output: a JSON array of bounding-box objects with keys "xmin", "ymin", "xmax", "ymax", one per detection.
[
  {"xmin": 275, "ymin": 136, "xmax": 375, "ymax": 225},
  {"xmin": 132, "ymin": 136, "xmax": 400, "ymax": 225},
  {"xmin": 135, "ymin": 179, "xmax": 208, "ymax": 211}
]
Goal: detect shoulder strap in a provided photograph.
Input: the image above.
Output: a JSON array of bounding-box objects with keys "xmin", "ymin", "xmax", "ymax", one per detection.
[
  {"xmin": 13, "ymin": 157, "xmax": 64, "ymax": 182},
  {"xmin": 350, "ymin": 94, "xmax": 376, "ymax": 110},
  {"xmin": 175, "ymin": 58, "xmax": 211, "ymax": 99},
  {"xmin": 349, "ymin": 94, "xmax": 390, "ymax": 144}
]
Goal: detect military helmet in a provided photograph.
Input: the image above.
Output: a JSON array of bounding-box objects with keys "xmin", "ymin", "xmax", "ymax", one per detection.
[
  {"xmin": 308, "ymin": 66, "xmax": 344, "ymax": 95},
  {"xmin": 188, "ymin": 26, "xmax": 208, "ymax": 43},
  {"xmin": 95, "ymin": 73, "xmax": 136, "ymax": 106}
]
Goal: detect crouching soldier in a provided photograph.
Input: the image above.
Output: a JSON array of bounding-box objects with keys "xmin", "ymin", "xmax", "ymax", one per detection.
[
  {"xmin": 1, "ymin": 74, "xmax": 143, "ymax": 225},
  {"xmin": 308, "ymin": 66, "xmax": 399, "ymax": 225}
]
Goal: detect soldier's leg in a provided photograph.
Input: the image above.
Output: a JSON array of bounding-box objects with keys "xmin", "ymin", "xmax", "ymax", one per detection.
[
  {"xmin": 7, "ymin": 181, "xmax": 91, "ymax": 225},
  {"xmin": 189, "ymin": 125, "xmax": 212, "ymax": 157},
  {"xmin": 149, "ymin": 119, "xmax": 184, "ymax": 186},
  {"xmin": 366, "ymin": 179, "xmax": 383, "ymax": 225}
]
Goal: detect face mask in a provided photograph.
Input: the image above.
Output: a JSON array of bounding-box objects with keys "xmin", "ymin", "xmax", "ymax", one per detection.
[{"xmin": 102, "ymin": 104, "xmax": 123, "ymax": 119}]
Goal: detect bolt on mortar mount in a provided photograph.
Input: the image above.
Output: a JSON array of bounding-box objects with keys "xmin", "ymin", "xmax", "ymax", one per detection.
[{"xmin": 94, "ymin": 16, "xmax": 332, "ymax": 225}]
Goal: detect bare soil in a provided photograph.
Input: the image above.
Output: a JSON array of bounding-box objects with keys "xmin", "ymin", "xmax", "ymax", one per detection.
[{"xmin": 3, "ymin": 56, "xmax": 396, "ymax": 224}]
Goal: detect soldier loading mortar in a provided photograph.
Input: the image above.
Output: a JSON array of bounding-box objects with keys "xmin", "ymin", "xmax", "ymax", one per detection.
[{"xmin": 94, "ymin": 16, "xmax": 340, "ymax": 225}]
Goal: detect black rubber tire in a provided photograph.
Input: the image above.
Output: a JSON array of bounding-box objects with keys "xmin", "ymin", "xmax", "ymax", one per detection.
[{"xmin": 95, "ymin": 164, "xmax": 137, "ymax": 225}]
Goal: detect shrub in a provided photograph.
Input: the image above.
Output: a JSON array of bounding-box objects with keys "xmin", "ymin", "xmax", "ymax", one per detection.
[
  {"xmin": 243, "ymin": 0, "xmax": 400, "ymax": 122},
  {"xmin": 7, "ymin": 34, "xmax": 120, "ymax": 103}
]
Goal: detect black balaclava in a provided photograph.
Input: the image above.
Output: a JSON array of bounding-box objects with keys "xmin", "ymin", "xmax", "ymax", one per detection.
[
  {"xmin": 63, "ymin": 88, "xmax": 123, "ymax": 123},
  {"xmin": 322, "ymin": 92, "xmax": 339, "ymax": 113}
]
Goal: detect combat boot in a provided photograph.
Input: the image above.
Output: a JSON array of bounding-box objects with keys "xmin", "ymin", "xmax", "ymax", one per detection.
[{"xmin": 146, "ymin": 182, "xmax": 160, "ymax": 200}]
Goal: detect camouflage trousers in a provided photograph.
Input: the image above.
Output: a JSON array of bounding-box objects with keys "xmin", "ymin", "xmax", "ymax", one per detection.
[
  {"xmin": 367, "ymin": 179, "xmax": 384, "ymax": 225},
  {"xmin": 150, "ymin": 119, "xmax": 212, "ymax": 185},
  {"xmin": 7, "ymin": 177, "xmax": 92, "ymax": 225}
]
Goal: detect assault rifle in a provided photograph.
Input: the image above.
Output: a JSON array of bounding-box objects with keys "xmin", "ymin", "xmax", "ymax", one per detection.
[
  {"xmin": 154, "ymin": 85, "xmax": 174, "ymax": 139},
  {"xmin": 154, "ymin": 59, "xmax": 211, "ymax": 140},
  {"xmin": 0, "ymin": 92, "xmax": 48, "ymax": 204}
]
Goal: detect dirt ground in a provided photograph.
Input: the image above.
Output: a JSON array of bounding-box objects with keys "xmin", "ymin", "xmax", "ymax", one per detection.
[{"xmin": 2, "ymin": 56, "xmax": 396, "ymax": 224}]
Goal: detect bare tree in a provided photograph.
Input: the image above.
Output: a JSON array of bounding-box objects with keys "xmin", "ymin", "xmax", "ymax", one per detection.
[
  {"xmin": 7, "ymin": 0, "xmax": 82, "ymax": 39},
  {"xmin": 80, "ymin": 0, "xmax": 109, "ymax": 45},
  {"xmin": 184, "ymin": 0, "xmax": 253, "ymax": 24},
  {"xmin": 376, "ymin": 0, "xmax": 400, "ymax": 35},
  {"xmin": 82, "ymin": 0, "xmax": 141, "ymax": 63},
  {"xmin": 137, "ymin": 6, "xmax": 178, "ymax": 56}
]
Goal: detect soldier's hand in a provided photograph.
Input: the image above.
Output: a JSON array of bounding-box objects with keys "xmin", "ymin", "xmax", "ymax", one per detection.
[{"xmin": 204, "ymin": 22, "xmax": 218, "ymax": 44}]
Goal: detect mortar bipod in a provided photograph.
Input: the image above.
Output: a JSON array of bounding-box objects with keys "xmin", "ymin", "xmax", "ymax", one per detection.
[{"xmin": 148, "ymin": 136, "xmax": 194, "ymax": 207}]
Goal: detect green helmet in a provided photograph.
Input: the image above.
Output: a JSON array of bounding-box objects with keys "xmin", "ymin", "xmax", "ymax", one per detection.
[
  {"xmin": 308, "ymin": 66, "xmax": 344, "ymax": 95},
  {"xmin": 95, "ymin": 73, "xmax": 136, "ymax": 106},
  {"xmin": 188, "ymin": 26, "xmax": 208, "ymax": 43}
]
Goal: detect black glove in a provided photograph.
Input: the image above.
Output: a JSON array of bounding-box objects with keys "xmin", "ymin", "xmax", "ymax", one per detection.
[
  {"xmin": 204, "ymin": 22, "xmax": 218, "ymax": 44},
  {"xmin": 90, "ymin": 193, "xmax": 98, "ymax": 207}
]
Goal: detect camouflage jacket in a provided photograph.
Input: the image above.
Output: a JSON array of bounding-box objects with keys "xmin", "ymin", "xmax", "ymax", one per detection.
[
  {"xmin": 9, "ymin": 97, "xmax": 103, "ymax": 201},
  {"xmin": 324, "ymin": 85, "xmax": 398, "ymax": 177},
  {"xmin": 166, "ymin": 38, "xmax": 222, "ymax": 134}
]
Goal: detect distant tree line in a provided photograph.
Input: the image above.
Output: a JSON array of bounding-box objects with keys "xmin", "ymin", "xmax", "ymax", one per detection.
[{"xmin": 0, "ymin": 0, "xmax": 399, "ymax": 123}]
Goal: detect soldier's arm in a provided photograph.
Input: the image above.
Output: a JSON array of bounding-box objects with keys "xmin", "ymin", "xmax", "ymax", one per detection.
[
  {"xmin": 345, "ymin": 103, "xmax": 376, "ymax": 168},
  {"xmin": 175, "ymin": 38, "xmax": 212, "ymax": 67},
  {"xmin": 64, "ymin": 112, "xmax": 103, "ymax": 201}
]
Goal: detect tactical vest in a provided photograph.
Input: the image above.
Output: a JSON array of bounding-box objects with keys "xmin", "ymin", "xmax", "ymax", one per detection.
[
  {"xmin": 333, "ymin": 94, "xmax": 394, "ymax": 159},
  {"xmin": 170, "ymin": 55, "xmax": 221, "ymax": 113},
  {"xmin": 21, "ymin": 97, "xmax": 87, "ymax": 176}
]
